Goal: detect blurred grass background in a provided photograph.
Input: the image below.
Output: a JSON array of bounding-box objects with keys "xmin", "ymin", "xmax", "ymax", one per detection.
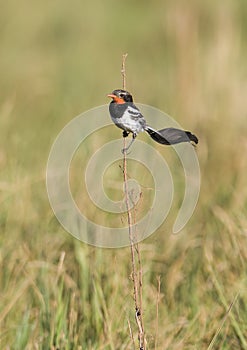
[{"xmin": 1, "ymin": 0, "xmax": 247, "ymax": 349}]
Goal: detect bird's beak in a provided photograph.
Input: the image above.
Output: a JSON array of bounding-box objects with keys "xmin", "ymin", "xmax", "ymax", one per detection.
[
  {"xmin": 107, "ymin": 94, "xmax": 125, "ymax": 104},
  {"xmin": 107, "ymin": 94, "xmax": 116, "ymax": 99}
]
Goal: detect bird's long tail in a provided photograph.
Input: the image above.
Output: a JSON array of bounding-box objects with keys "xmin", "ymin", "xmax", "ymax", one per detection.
[{"xmin": 145, "ymin": 126, "xmax": 198, "ymax": 145}]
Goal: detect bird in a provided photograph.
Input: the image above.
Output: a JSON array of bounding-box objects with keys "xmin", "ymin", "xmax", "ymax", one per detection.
[{"xmin": 107, "ymin": 89, "xmax": 198, "ymax": 152}]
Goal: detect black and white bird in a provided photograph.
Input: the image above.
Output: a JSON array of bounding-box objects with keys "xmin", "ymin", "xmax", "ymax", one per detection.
[{"xmin": 108, "ymin": 89, "xmax": 198, "ymax": 152}]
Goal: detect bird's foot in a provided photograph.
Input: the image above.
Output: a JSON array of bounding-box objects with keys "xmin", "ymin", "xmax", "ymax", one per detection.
[
  {"xmin": 121, "ymin": 134, "xmax": 136, "ymax": 154},
  {"xmin": 121, "ymin": 146, "xmax": 132, "ymax": 155}
]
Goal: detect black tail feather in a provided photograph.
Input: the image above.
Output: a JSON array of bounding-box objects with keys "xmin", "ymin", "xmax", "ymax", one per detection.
[
  {"xmin": 184, "ymin": 131, "xmax": 198, "ymax": 144},
  {"xmin": 145, "ymin": 126, "xmax": 198, "ymax": 145}
]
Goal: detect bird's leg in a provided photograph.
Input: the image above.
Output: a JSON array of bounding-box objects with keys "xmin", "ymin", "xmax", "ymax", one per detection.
[
  {"xmin": 122, "ymin": 133, "xmax": 137, "ymax": 153},
  {"xmin": 122, "ymin": 130, "xmax": 129, "ymax": 138}
]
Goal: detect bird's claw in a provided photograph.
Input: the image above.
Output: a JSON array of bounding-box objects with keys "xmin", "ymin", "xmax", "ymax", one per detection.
[{"xmin": 121, "ymin": 147, "xmax": 131, "ymax": 155}]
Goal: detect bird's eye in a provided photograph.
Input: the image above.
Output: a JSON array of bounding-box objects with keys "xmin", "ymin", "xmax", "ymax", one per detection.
[{"xmin": 119, "ymin": 93, "xmax": 124, "ymax": 98}]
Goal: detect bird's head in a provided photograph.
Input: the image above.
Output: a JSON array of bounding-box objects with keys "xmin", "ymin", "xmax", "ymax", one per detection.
[{"xmin": 107, "ymin": 89, "xmax": 133, "ymax": 104}]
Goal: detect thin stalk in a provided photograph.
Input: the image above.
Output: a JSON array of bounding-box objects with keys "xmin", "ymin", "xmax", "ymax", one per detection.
[{"xmin": 121, "ymin": 53, "xmax": 146, "ymax": 350}]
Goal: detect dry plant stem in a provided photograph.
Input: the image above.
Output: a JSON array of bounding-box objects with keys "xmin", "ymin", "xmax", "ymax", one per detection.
[
  {"xmin": 123, "ymin": 140, "xmax": 145, "ymax": 350},
  {"xmin": 121, "ymin": 53, "xmax": 128, "ymax": 90},
  {"xmin": 123, "ymin": 138, "xmax": 139, "ymax": 310},
  {"xmin": 121, "ymin": 53, "xmax": 146, "ymax": 350},
  {"xmin": 127, "ymin": 318, "xmax": 136, "ymax": 350},
  {"xmin": 207, "ymin": 292, "xmax": 240, "ymax": 350},
  {"xmin": 133, "ymin": 209, "xmax": 145, "ymax": 342},
  {"xmin": 154, "ymin": 276, "xmax": 161, "ymax": 350}
]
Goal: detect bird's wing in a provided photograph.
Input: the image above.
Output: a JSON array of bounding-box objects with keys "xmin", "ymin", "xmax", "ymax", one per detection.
[{"xmin": 126, "ymin": 104, "xmax": 145, "ymax": 121}]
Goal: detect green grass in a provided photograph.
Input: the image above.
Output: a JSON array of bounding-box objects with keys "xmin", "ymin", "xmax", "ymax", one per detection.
[{"xmin": 1, "ymin": 0, "xmax": 247, "ymax": 349}]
